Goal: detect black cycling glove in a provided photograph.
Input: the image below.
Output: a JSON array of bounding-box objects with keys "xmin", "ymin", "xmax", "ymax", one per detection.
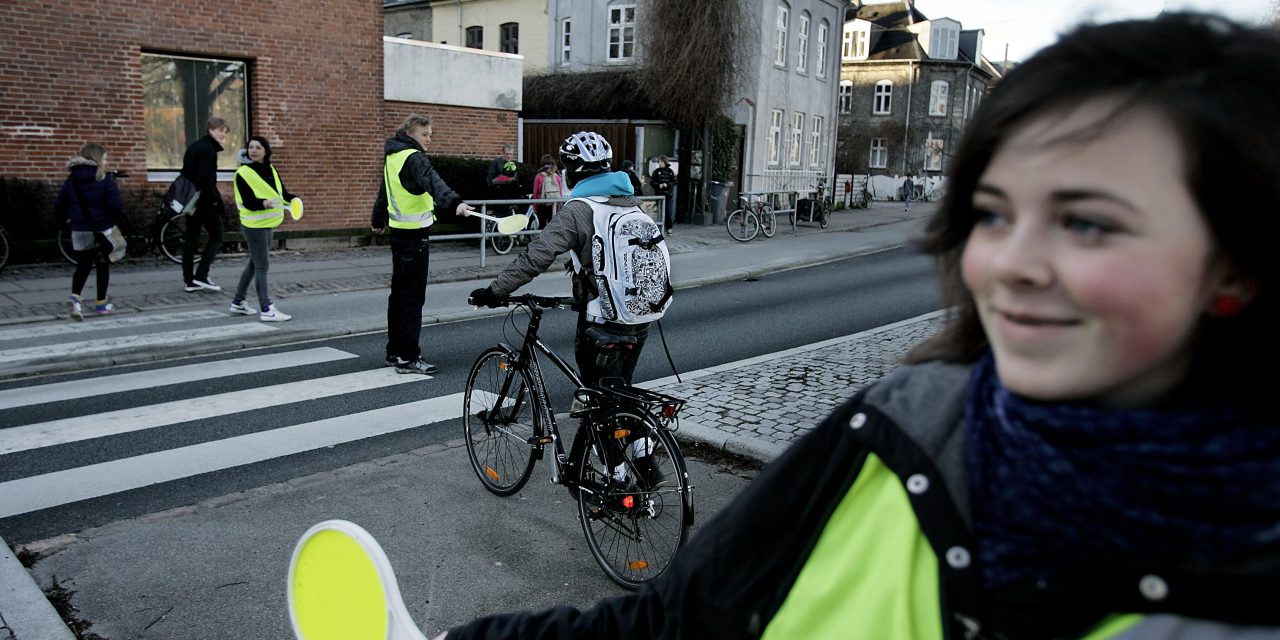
[{"xmin": 469, "ymin": 287, "xmax": 500, "ymax": 308}]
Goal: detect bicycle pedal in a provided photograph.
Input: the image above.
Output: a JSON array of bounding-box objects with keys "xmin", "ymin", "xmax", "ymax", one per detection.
[{"xmin": 525, "ymin": 435, "xmax": 555, "ymax": 446}]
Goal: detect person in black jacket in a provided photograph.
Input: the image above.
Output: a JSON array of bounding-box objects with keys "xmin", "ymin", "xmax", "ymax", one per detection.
[
  {"xmin": 371, "ymin": 114, "xmax": 473, "ymax": 375},
  {"xmin": 53, "ymin": 143, "xmax": 122, "ymax": 320},
  {"xmin": 621, "ymin": 159, "xmax": 644, "ymax": 196},
  {"xmin": 180, "ymin": 116, "xmax": 230, "ymax": 292},
  {"xmin": 649, "ymin": 155, "xmax": 676, "ymax": 233}
]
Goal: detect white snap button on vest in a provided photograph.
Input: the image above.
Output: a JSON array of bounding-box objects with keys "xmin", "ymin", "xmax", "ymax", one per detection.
[
  {"xmin": 906, "ymin": 474, "xmax": 929, "ymax": 494},
  {"xmin": 945, "ymin": 546, "xmax": 971, "ymax": 569},
  {"xmin": 1139, "ymin": 575, "xmax": 1168, "ymax": 601},
  {"xmin": 849, "ymin": 412, "xmax": 867, "ymax": 429}
]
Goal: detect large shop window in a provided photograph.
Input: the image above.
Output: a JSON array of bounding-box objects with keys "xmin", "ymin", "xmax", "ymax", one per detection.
[{"xmin": 142, "ymin": 53, "xmax": 247, "ymax": 171}]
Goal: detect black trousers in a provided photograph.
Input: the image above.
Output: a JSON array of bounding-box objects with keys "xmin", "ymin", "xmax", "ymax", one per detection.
[
  {"xmin": 71, "ymin": 232, "xmax": 110, "ymax": 299},
  {"xmin": 386, "ymin": 234, "xmax": 430, "ymax": 361},
  {"xmin": 182, "ymin": 204, "xmax": 223, "ymax": 283},
  {"xmin": 569, "ymin": 314, "xmax": 652, "ymax": 469}
]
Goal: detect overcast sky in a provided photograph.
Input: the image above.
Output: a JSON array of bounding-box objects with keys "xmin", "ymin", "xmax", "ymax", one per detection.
[{"xmin": 902, "ymin": 0, "xmax": 1276, "ymax": 62}]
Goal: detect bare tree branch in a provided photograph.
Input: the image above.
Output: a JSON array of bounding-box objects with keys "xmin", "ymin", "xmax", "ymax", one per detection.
[{"xmin": 637, "ymin": 0, "xmax": 753, "ymax": 128}]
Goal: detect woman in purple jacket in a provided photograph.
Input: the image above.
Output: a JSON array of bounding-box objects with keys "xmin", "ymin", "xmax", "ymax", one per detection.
[{"xmin": 53, "ymin": 143, "xmax": 123, "ymax": 320}]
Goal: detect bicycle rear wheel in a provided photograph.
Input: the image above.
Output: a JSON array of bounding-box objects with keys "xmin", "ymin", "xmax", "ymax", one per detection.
[
  {"xmin": 463, "ymin": 347, "xmax": 539, "ymax": 496},
  {"xmin": 819, "ymin": 200, "xmax": 831, "ymax": 229},
  {"xmin": 576, "ymin": 413, "xmax": 690, "ymax": 590},
  {"xmin": 759, "ymin": 206, "xmax": 776, "ymax": 238},
  {"xmin": 725, "ymin": 209, "xmax": 759, "ymax": 242},
  {"xmin": 0, "ymin": 225, "xmax": 9, "ymax": 271},
  {"xmin": 489, "ymin": 220, "xmax": 515, "ymax": 255},
  {"xmin": 158, "ymin": 213, "xmax": 197, "ymax": 265}
]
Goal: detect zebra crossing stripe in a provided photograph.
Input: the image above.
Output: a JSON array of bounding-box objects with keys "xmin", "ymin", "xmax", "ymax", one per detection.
[
  {"xmin": 0, "ymin": 347, "xmax": 358, "ymax": 410},
  {"xmin": 0, "ymin": 368, "xmax": 427, "ymax": 456},
  {"xmin": 0, "ymin": 393, "xmax": 463, "ymax": 518},
  {"xmin": 0, "ymin": 323, "xmax": 278, "ymax": 364}
]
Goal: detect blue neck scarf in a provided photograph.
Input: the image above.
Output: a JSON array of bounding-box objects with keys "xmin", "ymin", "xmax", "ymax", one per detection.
[{"xmin": 964, "ymin": 352, "xmax": 1280, "ymax": 588}]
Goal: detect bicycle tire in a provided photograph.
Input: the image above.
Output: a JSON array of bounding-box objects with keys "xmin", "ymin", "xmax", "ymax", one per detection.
[
  {"xmin": 759, "ymin": 206, "xmax": 776, "ymax": 238},
  {"xmin": 464, "ymin": 347, "xmax": 539, "ymax": 496},
  {"xmin": 576, "ymin": 413, "xmax": 689, "ymax": 590},
  {"xmin": 490, "ymin": 221, "xmax": 515, "ymax": 255},
  {"xmin": 158, "ymin": 213, "xmax": 194, "ymax": 265},
  {"xmin": 725, "ymin": 209, "xmax": 759, "ymax": 242},
  {"xmin": 0, "ymin": 226, "xmax": 9, "ymax": 272},
  {"xmin": 57, "ymin": 223, "xmax": 76, "ymax": 265},
  {"xmin": 819, "ymin": 200, "xmax": 831, "ymax": 229}
]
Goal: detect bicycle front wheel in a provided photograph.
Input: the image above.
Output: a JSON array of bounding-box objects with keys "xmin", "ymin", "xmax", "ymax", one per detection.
[
  {"xmin": 759, "ymin": 206, "xmax": 776, "ymax": 238},
  {"xmin": 725, "ymin": 209, "xmax": 759, "ymax": 242},
  {"xmin": 576, "ymin": 414, "xmax": 690, "ymax": 590},
  {"xmin": 158, "ymin": 213, "xmax": 197, "ymax": 265},
  {"xmin": 0, "ymin": 226, "xmax": 9, "ymax": 272},
  {"xmin": 464, "ymin": 347, "xmax": 539, "ymax": 496},
  {"xmin": 819, "ymin": 201, "xmax": 831, "ymax": 229},
  {"xmin": 57, "ymin": 224, "xmax": 76, "ymax": 265}
]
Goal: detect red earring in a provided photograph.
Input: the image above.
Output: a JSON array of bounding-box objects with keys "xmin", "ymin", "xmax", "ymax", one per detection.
[{"xmin": 1211, "ymin": 294, "xmax": 1245, "ymax": 317}]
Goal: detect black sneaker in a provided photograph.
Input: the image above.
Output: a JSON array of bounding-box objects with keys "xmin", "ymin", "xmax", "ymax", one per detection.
[
  {"xmin": 394, "ymin": 357, "xmax": 438, "ymax": 375},
  {"xmin": 384, "ymin": 356, "xmax": 399, "ymax": 367}
]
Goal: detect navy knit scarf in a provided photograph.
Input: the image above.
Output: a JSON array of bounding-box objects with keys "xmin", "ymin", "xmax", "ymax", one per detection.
[{"xmin": 965, "ymin": 352, "xmax": 1280, "ymax": 588}]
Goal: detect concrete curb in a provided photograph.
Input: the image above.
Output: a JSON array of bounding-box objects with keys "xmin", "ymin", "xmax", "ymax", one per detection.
[{"xmin": 0, "ymin": 536, "xmax": 75, "ymax": 640}]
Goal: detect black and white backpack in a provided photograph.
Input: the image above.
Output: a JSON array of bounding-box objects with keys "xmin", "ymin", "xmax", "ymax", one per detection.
[{"xmin": 569, "ymin": 196, "xmax": 673, "ymax": 324}]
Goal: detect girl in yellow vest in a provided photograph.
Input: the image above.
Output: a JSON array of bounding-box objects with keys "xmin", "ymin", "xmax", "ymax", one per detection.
[{"xmin": 230, "ymin": 136, "xmax": 295, "ymax": 321}]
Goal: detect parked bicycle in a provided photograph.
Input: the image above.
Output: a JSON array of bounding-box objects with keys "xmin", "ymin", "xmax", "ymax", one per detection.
[
  {"xmin": 58, "ymin": 193, "xmax": 191, "ymax": 266},
  {"xmin": 463, "ymin": 293, "xmax": 693, "ymax": 590},
  {"xmin": 794, "ymin": 178, "xmax": 832, "ymax": 229},
  {"xmin": 725, "ymin": 194, "xmax": 775, "ymax": 242}
]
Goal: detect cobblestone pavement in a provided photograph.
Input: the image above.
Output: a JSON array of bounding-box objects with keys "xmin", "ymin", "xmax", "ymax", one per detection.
[{"xmin": 655, "ymin": 311, "xmax": 946, "ymax": 455}]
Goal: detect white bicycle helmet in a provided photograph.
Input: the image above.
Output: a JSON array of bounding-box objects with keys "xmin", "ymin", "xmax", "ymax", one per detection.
[{"xmin": 559, "ymin": 131, "xmax": 612, "ymax": 177}]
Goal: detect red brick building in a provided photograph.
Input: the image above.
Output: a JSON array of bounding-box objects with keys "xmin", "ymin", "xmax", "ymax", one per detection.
[{"xmin": 0, "ymin": 1, "xmax": 518, "ymax": 236}]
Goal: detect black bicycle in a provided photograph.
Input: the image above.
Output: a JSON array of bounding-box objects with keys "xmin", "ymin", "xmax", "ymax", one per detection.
[
  {"xmin": 463, "ymin": 293, "xmax": 693, "ymax": 589},
  {"xmin": 58, "ymin": 194, "xmax": 190, "ymax": 265}
]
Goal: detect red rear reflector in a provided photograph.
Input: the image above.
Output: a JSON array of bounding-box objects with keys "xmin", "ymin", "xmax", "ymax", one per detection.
[
  {"xmin": 622, "ymin": 496, "xmax": 635, "ymax": 509},
  {"xmin": 662, "ymin": 405, "xmax": 677, "ymax": 418}
]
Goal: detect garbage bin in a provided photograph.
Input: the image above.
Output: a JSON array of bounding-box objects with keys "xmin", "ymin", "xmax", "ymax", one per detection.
[{"xmin": 706, "ymin": 180, "xmax": 732, "ymax": 225}]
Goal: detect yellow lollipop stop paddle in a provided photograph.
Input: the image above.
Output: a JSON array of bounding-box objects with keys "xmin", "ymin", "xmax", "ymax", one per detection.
[
  {"xmin": 290, "ymin": 198, "xmax": 304, "ymax": 221},
  {"xmin": 467, "ymin": 209, "xmax": 528, "ymax": 235},
  {"xmin": 288, "ymin": 520, "xmax": 427, "ymax": 640}
]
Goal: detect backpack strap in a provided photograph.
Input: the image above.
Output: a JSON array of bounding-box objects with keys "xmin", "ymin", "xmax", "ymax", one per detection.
[{"xmin": 565, "ymin": 196, "xmax": 610, "ymax": 274}]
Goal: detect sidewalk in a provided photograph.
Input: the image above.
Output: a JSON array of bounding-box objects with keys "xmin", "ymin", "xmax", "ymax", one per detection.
[{"xmin": 1, "ymin": 202, "xmax": 945, "ymax": 639}]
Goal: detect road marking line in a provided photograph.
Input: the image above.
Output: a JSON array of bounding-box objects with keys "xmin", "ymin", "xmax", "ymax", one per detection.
[
  {"xmin": 0, "ymin": 347, "xmax": 358, "ymax": 410},
  {"xmin": 0, "ymin": 323, "xmax": 278, "ymax": 364},
  {"xmin": 0, "ymin": 368, "xmax": 427, "ymax": 455},
  {"xmin": 0, "ymin": 393, "xmax": 463, "ymax": 518},
  {"xmin": 0, "ymin": 310, "xmax": 228, "ymax": 341}
]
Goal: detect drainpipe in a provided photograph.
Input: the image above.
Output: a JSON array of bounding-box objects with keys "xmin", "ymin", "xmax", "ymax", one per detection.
[
  {"xmin": 902, "ymin": 61, "xmax": 913, "ymax": 172},
  {"xmin": 457, "ymin": 0, "xmax": 463, "ymax": 46}
]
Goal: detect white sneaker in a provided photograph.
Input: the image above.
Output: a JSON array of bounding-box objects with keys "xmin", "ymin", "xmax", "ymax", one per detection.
[
  {"xmin": 259, "ymin": 304, "xmax": 292, "ymax": 322},
  {"xmin": 229, "ymin": 301, "xmax": 255, "ymax": 316}
]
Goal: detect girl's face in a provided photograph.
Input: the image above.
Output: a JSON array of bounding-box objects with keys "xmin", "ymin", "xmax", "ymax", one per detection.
[
  {"xmin": 247, "ymin": 140, "xmax": 266, "ymax": 162},
  {"xmin": 961, "ymin": 102, "xmax": 1240, "ymax": 408}
]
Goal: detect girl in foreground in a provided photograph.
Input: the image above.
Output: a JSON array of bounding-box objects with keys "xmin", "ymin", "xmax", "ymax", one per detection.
[{"xmin": 443, "ymin": 13, "xmax": 1279, "ymax": 639}]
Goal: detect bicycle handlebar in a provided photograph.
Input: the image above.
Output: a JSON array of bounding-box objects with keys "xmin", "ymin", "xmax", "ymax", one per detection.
[{"xmin": 474, "ymin": 292, "xmax": 578, "ymax": 310}]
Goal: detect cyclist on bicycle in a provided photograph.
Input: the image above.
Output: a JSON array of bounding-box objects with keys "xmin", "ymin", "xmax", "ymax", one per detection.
[{"xmin": 469, "ymin": 131, "xmax": 658, "ymax": 484}]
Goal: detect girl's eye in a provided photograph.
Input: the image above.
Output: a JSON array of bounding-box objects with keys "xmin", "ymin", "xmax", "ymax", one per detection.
[
  {"xmin": 972, "ymin": 207, "xmax": 1007, "ymax": 227},
  {"xmin": 1062, "ymin": 215, "xmax": 1116, "ymax": 240}
]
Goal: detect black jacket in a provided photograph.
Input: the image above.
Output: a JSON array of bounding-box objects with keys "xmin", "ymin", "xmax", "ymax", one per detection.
[
  {"xmin": 180, "ymin": 135, "xmax": 225, "ymax": 209},
  {"xmin": 370, "ymin": 130, "xmax": 463, "ymax": 238},
  {"xmin": 446, "ymin": 362, "xmax": 1280, "ymax": 640},
  {"xmin": 624, "ymin": 169, "xmax": 644, "ymax": 196}
]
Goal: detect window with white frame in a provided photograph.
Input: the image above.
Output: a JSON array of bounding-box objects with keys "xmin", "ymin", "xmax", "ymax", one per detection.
[
  {"xmin": 142, "ymin": 53, "xmax": 247, "ymax": 170},
  {"xmin": 768, "ymin": 109, "xmax": 783, "ymax": 165},
  {"xmin": 775, "ymin": 3, "xmax": 789, "ymax": 67},
  {"xmin": 925, "ymin": 133, "xmax": 944, "ymax": 171},
  {"xmin": 796, "ymin": 13, "xmax": 810, "ymax": 73},
  {"xmin": 561, "ymin": 19, "xmax": 571, "ymax": 65},
  {"xmin": 789, "ymin": 112, "xmax": 804, "ymax": 166},
  {"xmin": 809, "ymin": 115, "xmax": 823, "ymax": 167},
  {"xmin": 608, "ymin": 4, "xmax": 635, "ymax": 61},
  {"xmin": 843, "ymin": 24, "xmax": 868, "ymax": 59},
  {"xmin": 870, "ymin": 138, "xmax": 888, "ymax": 169},
  {"xmin": 929, "ymin": 80, "xmax": 949, "ymax": 116},
  {"xmin": 930, "ymin": 26, "xmax": 958, "ymax": 59},
  {"xmin": 839, "ymin": 81, "xmax": 853, "ymax": 114},
  {"xmin": 816, "ymin": 21, "xmax": 828, "ymax": 78},
  {"xmin": 873, "ymin": 80, "xmax": 892, "ymax": 114}
]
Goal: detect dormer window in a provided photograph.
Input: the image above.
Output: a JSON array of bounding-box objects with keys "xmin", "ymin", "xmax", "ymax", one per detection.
[
  {"xmin": 929, "ymin": 24, "xmax": 958, "ymax": 59},
  {"xmin": 842, "ymin": 22, "xmax": 869, "ymax": 60}
]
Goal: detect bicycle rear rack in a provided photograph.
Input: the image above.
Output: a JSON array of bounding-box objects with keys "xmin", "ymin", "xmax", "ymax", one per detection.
[{"xmin": 574, "ymin": 384, "xmax": 687, "ymax": 430}]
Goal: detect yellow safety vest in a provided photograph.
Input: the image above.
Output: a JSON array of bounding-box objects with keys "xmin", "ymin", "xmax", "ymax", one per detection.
[
  {"xmin": 234, "ymin": 165, "xmax": 285, "ymax": 229},
  {"xmin": 384, "ymin": 149, "xmax": 435, "ymax": 229}
]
